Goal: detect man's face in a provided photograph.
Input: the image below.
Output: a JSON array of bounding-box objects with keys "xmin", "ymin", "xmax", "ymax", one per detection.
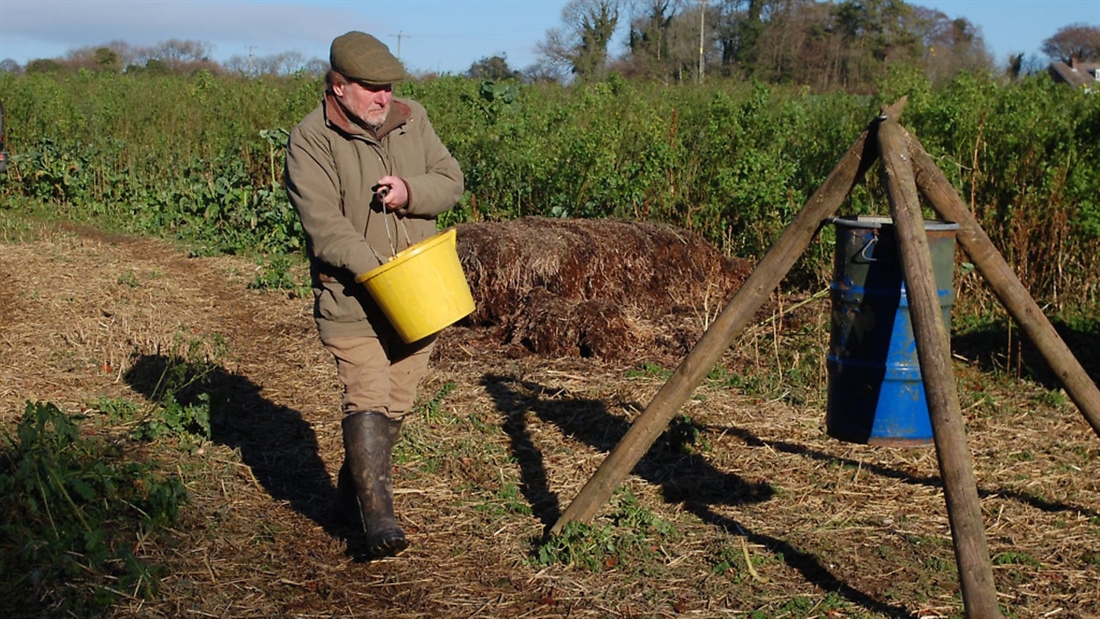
[{"xmin": 335, "ymin": 80, "xmax": 392, "ymax": 130}]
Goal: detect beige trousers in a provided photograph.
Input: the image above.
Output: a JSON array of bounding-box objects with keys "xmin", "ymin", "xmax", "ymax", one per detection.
[{"xmin": 322, "ymin": 334, "xmax": 436, "ymax": 420}]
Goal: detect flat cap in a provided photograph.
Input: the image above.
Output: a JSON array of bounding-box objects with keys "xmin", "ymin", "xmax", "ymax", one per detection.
[{"xmin": 330, "ymin": 31, "xmax": 406, "ymax": 85}]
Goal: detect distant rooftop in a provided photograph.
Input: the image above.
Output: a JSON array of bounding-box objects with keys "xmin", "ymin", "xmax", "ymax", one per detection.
[{"xmin": 1048, "ymin": 57, "xmax": 1100, "ymax": 89}]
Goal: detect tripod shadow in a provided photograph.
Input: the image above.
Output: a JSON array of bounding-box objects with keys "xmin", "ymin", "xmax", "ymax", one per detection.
[
  {"xmin": 720, "ymin": 425, "xmax": 1098, "ymax": 519},
  {"xmin": 481, "ymin": 373, "xmax": 911, "ymax": 618},
  {"xmin": 953, "ymin": 318, "xmax": 1100, "ymax": 390},
  {"xmin": 124, "ymin": 354, "xmax": 347, "ymax": 539},
  {"xmin": 482, "ymin": 373, "xmax": 775, "ymax": 527}
]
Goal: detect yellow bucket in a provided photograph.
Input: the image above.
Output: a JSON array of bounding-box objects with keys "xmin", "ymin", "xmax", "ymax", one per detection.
[{"xmin": 355, "ymin": 228, "xmax": 475, "ymax": 343}]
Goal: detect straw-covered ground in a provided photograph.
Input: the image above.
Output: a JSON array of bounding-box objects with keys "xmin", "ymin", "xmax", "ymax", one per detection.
[{"xmin": 1, "ymin": 215, "xmax": 1098, "ymax": 618}]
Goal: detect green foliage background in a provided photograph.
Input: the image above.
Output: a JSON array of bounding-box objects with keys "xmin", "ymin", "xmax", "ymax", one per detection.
[{"xmin": 1, "ymin": 69, "xmax": 1097, "ymax": 311}]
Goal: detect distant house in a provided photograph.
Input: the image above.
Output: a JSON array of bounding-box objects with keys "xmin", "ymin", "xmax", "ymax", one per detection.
[{"xmin": 1048, "ymin": 57, "xmax": 1100, "ymax": 92}]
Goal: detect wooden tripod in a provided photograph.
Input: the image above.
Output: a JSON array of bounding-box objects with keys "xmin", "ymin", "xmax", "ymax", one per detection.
[{"xmin": 549, "ymin": 100, "xmax": 1100, "ymax": 619}]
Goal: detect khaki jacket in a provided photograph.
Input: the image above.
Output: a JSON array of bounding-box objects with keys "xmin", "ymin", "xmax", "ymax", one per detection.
[{"xmin": 286, "ymin": 94, "xmax": 464, "ymax": 339}]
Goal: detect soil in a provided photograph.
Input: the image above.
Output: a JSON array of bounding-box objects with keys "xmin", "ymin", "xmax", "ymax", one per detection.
[{"xmin": 1, "ymin": 216, "xmax": 1097, "ymax": 618}]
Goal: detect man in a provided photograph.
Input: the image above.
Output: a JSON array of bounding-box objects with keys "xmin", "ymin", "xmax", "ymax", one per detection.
[{"xmin": 285, "ymin": 31, "xmax": 463, "ymax": 558}]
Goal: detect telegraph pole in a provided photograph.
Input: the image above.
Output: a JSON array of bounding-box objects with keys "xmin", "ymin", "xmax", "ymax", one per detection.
[
  {"xmin": 389, "ymin": 31, "xmax": 407, "ymax": 61},
  {"xmin": 698, "ymin": 0, "xmax": 705, "ymax": 83}
]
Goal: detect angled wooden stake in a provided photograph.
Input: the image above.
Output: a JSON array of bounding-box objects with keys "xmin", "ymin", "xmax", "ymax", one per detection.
[
  {"xmin": 908, "ymin": 137, "xmax": 1100, "ymax": 439},
  {"xmin": 549, "ymin": 121, "xmax": 881, "ymax": 536},
  {"xmin": 878, "ymin": 117, "xmax": 1002, "ymax": 619}
]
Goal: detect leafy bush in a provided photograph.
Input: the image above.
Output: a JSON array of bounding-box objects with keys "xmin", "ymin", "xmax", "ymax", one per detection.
[{"xmin": 1, "ymin": 70, "xmax": 1097, "ymax": 311}]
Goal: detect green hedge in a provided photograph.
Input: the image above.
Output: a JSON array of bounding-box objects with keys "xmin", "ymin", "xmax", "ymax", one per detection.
[{"xmin": 1, "ymin": 69, "xmax": 1097, "ymax": 309}]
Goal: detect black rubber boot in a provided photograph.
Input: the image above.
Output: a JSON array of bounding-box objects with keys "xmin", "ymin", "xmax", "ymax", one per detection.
[{"xmin": 340, "ymin": 412, "xmax": 407, "ymax": 557}]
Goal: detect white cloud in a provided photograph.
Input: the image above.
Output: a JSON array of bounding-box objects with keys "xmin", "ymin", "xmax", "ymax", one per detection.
[{"xmin": 0, "ymin": 0, "xmax": 387, "ymax": 63}]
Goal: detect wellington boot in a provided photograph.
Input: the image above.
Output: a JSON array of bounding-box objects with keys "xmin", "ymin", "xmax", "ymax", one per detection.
[{"xmin": 341, "ymin": 412, "xmax": 407, "ymax": 558}]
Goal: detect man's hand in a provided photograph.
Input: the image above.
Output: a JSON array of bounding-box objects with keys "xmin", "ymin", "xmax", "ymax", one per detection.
[{"xmin": 375, "ymin": 176, "xmax": 409, "ymax": 211}]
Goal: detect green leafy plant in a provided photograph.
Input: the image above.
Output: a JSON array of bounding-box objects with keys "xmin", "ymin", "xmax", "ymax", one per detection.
[
  {"xmin": 1, "ymin": 70, "xmax": 1098, "ymax": 314},
  {"xmin": 248, "ymin": 254, "xmax": 307, "ymax": 295},
  {"xmin": 0, "ymin": 401, "xmax": 187, "ymax": 616},
  {"xmin": 129, "ymin": 335, "xmax": 227, "ymax": 443},
  {"xmin": 416, "ymin": 381, "xmax": 457, "ymax": 422},
  {"xmin": 534, "ymin": 487, "xmax": 673, "ymax": 571},
  {"xmin": 665, "ymin": 414, "xmax": 710, "ymax": 454}
]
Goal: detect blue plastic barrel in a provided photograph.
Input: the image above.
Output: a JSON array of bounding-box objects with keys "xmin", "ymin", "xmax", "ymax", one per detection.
[{"xmin": 825, "ymin": 215, "xmax": 959, "ymax": 446}]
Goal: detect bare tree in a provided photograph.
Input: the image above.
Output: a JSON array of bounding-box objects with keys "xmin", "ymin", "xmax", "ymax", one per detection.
[
  {"xmin": 302, "ymin": 57, "xmax": 329, "ymax": 76},
  {"xmin": 522, "ymin": 57, "xmax": 571, "ymax": 83},
  {"xmin": 625, "ymin": 0, "xmax": 680, "ymax": 79},
  {"xmin": 910, "ymin": 7, "xmax": 993, "ymax": 83},
  {"xmin": 64, "ymin": 40, "xmax": 135, "ymax": 72},
  {"xmin": 1041, "ymin": 23, "xmax": 1100, "ymax": 63},
  {"xmin": 751, "ymin": 0, "xmax": 828, "ymax": 87},
  {"xmin": 664, "ymin": 1, "xmax": 717, "ymax": 82},
  {"xmin": 537, "ymin": 0, "xmax": 623, "ymax": 81},
  {"xmin": 274, "ymin": 51, "xmax": 307, "ymax": 75},
  {"xmin": 133, "ymin": 39, "xmax": 214, "ymax": 70},
  {"xmin": 223, "ymin": 50, "xmax": 326, "ymax": 77},
  {"xmin": 535, "ymin": 27, "xmax": 576, "ymax": 78}
]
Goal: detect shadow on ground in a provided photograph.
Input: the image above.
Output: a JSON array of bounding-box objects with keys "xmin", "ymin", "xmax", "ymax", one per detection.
[
  {"xmin": 953, "ymin": 318, "xmax": 1100, "ymax": 390},
  {"xmin": 481, "ymin": 373, "xmax": 912, "ymax": 618},
  {"xmin": 123, "ymin": 354, "xmax": 352, "ymax": 541}
]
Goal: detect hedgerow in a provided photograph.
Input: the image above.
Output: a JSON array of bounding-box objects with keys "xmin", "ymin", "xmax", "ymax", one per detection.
[{"xmin": 0, "ymin": 69, "xmax": 1096, "ymax": 310}]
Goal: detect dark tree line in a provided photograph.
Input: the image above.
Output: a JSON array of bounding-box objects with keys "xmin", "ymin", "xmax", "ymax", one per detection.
[
  {"xmin": 529, "ymin": 0, "xmax": 997, "ymax": 89},
  {"xmin": 0, "ymin": 39, "xmax": 327, "ymax": 77},
  {"xmin": 523, "ymin": 0, "xmax": 1100, "ymax": 91},
  {"xmin": 3, "ymin": 2, "xmax": 1098, "ymax": 92}
]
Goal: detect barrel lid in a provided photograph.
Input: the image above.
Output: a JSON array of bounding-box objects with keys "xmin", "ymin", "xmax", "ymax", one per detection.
[{"xmin": 830, "ymin": 215, "xmax": 959, "ymax": 231}]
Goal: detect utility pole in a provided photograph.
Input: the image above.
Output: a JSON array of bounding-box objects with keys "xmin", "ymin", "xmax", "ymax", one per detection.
[
  {"xmin": 389, "ymin": 31, "xmax": 407, "ymax": 61},
  {"xmin": 698, "ymin": 0, "xmax": 705, "ymax": 84}
]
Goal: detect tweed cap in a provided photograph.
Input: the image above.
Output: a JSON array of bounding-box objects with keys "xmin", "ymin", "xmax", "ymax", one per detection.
[{"xmin": 330, "ymin": 31, "xmax": 405, "ymax": 85}]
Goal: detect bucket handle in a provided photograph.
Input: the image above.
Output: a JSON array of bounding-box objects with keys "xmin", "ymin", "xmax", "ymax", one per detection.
[{"xmin": 367, "ymin": 188, "xmax": 413, "ymax": 264}]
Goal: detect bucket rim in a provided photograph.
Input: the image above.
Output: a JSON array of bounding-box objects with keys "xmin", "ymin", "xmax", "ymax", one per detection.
[
  {"xmin": 830, "ymin": 215, "xmax": 959, "ymax": 231},
  {"xmin": 355, "ymin": 228, "xmax": 457, "ymax": 284}
]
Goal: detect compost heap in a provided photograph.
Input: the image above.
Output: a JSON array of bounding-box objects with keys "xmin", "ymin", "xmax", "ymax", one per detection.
[{"xmin": 453, "ymin": 217, "xmax": 753, "ymax": 362}]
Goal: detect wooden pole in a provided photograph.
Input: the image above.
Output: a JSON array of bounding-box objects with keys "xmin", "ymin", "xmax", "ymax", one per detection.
[
  {"xmin": 908, "ymin": 138, "xmax": 1100, "ymax": 439},
  {"xmin": 878, "ymin": 118, "xmax": 1002, "ymax": 619},
  {"xmin": 549, "ymin": 122, "xmax": 881, "ymax": 536}
]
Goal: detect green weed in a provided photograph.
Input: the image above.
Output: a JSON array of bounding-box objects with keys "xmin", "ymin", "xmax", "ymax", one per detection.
[
  {"xmin": 625, "ymin": 363, "xmax": 672, "ymax": 381},
  {"xmin": 992, "ymin": 551, "xmax": 1041, "ymax": 567},
  {"xmin": 415, "ymin": 381, "xmax": 457, "ymax": 422},
  {"xmin": 127, "ymin": 335, "xmax": 228, "ymax": 445},
  {"xmin": 116, "ymin": 268, "xmax": 141, "ymax": 287},
  {"xmin": 534, "ymin": 487, "xmax": 673, "ymax": 571},
  {"xmin": 472, "ymin": 482, "xmax": 533, "ymax": 519},
  {"xmin": 248, "ymin": 254, "xmax": 308, "ymax": 296},
  {"xmin": 0, "ymin": 401, "xmax": 187, "ymax": 616},
  {"xmin": 666, "ymin": 414, "xmax": 710, "ymax": 454}
]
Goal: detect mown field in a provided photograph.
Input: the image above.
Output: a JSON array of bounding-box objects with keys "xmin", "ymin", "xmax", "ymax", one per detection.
[{"xmin": 1, "ymin": 71, "xmax": 1099, "ymax": 618}]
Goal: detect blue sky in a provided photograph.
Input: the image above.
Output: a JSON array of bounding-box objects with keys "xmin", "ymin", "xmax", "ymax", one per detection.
[{"xmin": 0, "ymin": 0, "xmax": 1097, "ymax": 74}]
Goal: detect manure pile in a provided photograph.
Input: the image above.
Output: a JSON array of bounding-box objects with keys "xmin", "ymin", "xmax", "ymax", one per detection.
[{"xmin": 454, "ymin": 217, "xmax": 753, "ymax": 361}]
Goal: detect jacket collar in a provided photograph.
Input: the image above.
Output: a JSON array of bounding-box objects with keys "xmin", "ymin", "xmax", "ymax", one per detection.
[{"xmin": 323, "ymin": 92, "xmax": 411, "ymax": 141}]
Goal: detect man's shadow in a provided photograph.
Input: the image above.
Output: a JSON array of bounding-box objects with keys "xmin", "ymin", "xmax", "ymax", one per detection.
[
  {"xmin": 481, "ymin": 373, "xmax": 912, "ymax": 618},
  {"xmin": 124, "ymin": 354, "xmax": 351, "ymax": 542}
]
